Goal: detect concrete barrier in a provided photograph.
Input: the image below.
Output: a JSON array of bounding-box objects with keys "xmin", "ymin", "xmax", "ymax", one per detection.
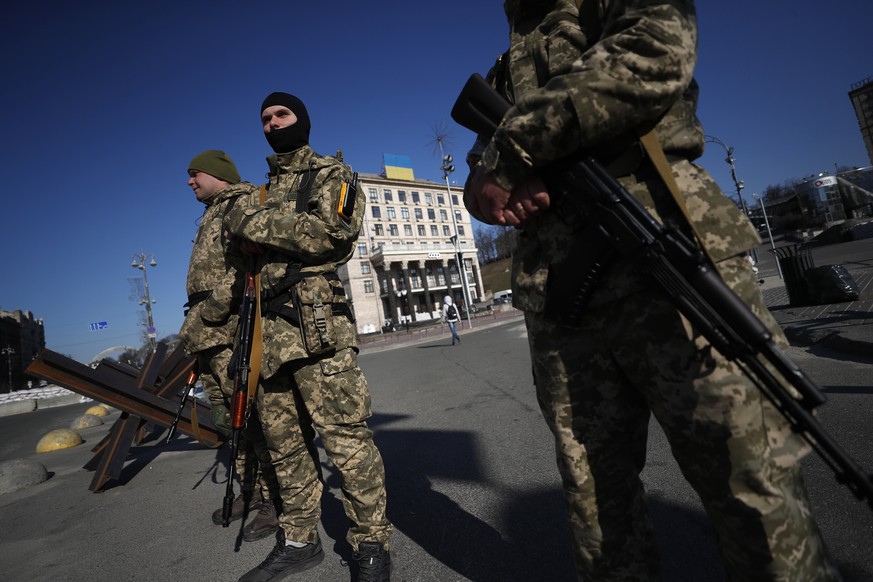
[
  {"xmin": 37, "ymin": 395, "xmax": 89, "ymax": 410},
  {"xmin": 0, "ymin": 400, "xmax": 37, "ymax": 417}
]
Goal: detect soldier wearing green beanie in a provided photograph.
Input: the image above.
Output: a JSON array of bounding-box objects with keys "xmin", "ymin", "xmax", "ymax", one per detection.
[
  {"xmin": 187, "ymin": 149, "xmax": 241, "ymax": 186},
  {"xmin": 180, "ymin": 150, "xmax": 281, "ymax": 543}
]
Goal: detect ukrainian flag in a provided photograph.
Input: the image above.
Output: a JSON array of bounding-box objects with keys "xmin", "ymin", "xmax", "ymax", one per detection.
[{"xmin": 383, "ymin": 154, "xmax": 415, "ymax": 181}]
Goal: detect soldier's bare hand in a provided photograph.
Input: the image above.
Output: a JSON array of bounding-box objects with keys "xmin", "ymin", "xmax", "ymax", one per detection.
[
  {"xmin": 465, "ymin": 167, "xmax": 513, "ymax": 226},
  {"xmin": 504, "ymin": 175, "xmax": 550, "ymax": 226}
]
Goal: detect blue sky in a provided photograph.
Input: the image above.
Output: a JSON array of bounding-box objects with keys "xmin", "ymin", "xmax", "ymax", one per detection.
[{"xmin": 2, "ymin": 1, "xmax": 871, "ymax": 364}]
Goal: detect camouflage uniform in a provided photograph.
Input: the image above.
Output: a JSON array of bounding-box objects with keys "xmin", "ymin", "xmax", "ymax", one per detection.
[
  {"xmin": 178, "ymin": 180, "xmax": 276, "ymax": 498},
  {"xmin": 465, "ymin": 1, "xmax": 839, "ymax": 580},
  {"xmin": 223, "ymin": 145, "xmax": 393, "ymax": 550}
]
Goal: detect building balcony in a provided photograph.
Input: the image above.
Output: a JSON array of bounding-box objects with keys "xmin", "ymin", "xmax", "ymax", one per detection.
[{"xmin": 369, "ymin": 241, "xmax": 477, "ymax": 267}]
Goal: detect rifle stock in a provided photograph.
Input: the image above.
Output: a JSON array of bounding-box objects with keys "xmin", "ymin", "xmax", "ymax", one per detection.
[
  {"xmin": 452, "ymin": 73, "xmax": 873, "ymax": 508},
  {"xmin": 221, "ymin": 268, "xmax": 258, "ymax": 526}
]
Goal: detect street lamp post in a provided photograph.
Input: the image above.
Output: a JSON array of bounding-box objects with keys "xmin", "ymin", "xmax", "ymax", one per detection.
[
  {"xmin": 705, "ymin": 135, "xmax": 757, "ymax": 262},
  {"xmin": 752, "ymin": 193, "xmax": 783, "ymax": 280},
  {"xmin": 1, "ymin": 346, "xmax": 15, "ymax": 391},
  {"xmin": 438, "ymin": 140, "xmax": 473, "ymax": 329},
  {"xmin": 131, "ymin": 251, "xmax": 158, "ymax": 351}
]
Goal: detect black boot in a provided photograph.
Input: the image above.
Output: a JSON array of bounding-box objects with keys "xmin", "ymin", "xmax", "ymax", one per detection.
[
  {"xmin": 238, "ymin": 535, "xmax": 324, "ymax": 582},
  {"xmin": 354, "ymin": 541, "xmax": 391, "ymax": 582},
  {"xmin": 243, "ymin": 498, "xmax": 280, "ymax": 542},
  {"xmin": 211, "ymin": 489, "xmax": 263, "ymax": 526}
]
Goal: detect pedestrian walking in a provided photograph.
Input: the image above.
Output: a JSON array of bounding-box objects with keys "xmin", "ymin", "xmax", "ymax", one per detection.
[{"xmin": 442, "ymin": 295, "xmax": 461, "ymax": 346}]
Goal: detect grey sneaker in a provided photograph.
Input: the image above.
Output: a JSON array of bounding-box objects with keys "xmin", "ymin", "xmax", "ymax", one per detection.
[
  {"xmin": 238, "ymin": 536, "xmax": 324, "ymax": 582},
  {"xmin": 355, "ymin": 542, "xmax": 391, "ymax": 582},
  {"xmin": 243, "ymin": 498, "xmax": 280, "ymax": 542}
]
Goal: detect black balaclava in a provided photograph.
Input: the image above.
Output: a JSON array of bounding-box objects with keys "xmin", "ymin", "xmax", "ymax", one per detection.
[{"xmin": 261, "ymin": 92, "xmax": 311, "ymax": 153}]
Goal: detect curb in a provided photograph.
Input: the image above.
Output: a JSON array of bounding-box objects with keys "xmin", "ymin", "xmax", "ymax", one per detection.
[
  {"xmin": 0, "ymin": 400, "xmax": 37, "ymax": 417},
  {"xmin": 783, "ymin": 325, "xmax": 872, "ymax": 358},
  {"xmin": 0, "ymin": 395, "xmax": 89, "ymax": 418}
]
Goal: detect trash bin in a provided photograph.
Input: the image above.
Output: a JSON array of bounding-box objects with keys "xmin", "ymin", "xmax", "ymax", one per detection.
[
  {"xmin": 773, "ymin": 244, "xmax": 815, "ymax": 306},
  {"xmin": 805, "ymin": 265, "xmax": 860, "ymax": 305}
]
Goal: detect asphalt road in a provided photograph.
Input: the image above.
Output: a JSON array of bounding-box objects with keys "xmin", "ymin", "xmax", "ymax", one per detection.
[{"xmin": 1, "ymin": 318, "xmax": 871, "ymax": 581}]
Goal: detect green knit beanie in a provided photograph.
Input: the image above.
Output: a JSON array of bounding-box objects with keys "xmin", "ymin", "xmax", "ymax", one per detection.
[{"xmin": 188, "ymin": 150, "xmax": 241, "ymax": 184}]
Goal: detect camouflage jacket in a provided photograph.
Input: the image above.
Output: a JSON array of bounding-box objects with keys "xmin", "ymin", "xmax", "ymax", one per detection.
[
  {"xmin": 223, "ymin": 145, "xmax": 365, "ymax": 378},
  {"xmin": 468, "ymin": 0, "xmax": 760, "ymax": 311},
  {"xmin": 179, "ymin": 181, "xmax": 257, "ymax": 354}
]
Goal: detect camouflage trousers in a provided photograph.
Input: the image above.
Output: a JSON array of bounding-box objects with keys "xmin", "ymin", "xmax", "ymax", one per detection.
[
  {"xmin": 197, "ymin": 347, "xmax": 276, "ymax": 496},
  {"xmin": 253, "ymin": 346, "xmax": 393, "ymax": 550},
  {"xmin": 525, "ymin": 255, "xmax": 840, "ymax": 582}
]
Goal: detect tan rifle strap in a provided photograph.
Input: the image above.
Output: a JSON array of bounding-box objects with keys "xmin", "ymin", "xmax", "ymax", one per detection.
[
  {"xmin": 191, "ymin": 401, "xmax": 221, "ymax": 448},
  {"xmin": 639, "ymin": 131, "xmax": 717, "ymax": 266}
]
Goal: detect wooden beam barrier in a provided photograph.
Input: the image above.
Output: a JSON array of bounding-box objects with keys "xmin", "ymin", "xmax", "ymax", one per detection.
[{"xmin": 26, "ymin": 346, "xmax": 222, "ymax": 492}]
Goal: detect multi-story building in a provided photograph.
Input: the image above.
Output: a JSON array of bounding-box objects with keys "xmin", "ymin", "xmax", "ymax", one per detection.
[
  {"xmin": 0, "ymin": 309, "xmax": 46, "ymax": 391},
  {"xmin": 849, "ymin": 76, "xmax": 873, "ymax": 166},
  {"xmin": 339, "ymin": 156, "xmax": 484, "ymax": 334}
]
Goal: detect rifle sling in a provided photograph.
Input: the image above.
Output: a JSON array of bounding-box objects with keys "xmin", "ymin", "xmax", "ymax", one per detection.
[{"xmin": 639, "ymin": 131, "xmax": 718, "ymax": 267}]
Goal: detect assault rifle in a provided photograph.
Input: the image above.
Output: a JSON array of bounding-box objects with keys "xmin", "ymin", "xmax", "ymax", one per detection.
[
  {"xmin": 451, "ymin": 73, "xmax": 873, "ymax": 508},
  {"xmin": 221, "ymin": 268, "xmax": 259, "ymax": 526},
  {"xmin": 165, "ymin": 363, "xmax": 200, "ymax": 443}
]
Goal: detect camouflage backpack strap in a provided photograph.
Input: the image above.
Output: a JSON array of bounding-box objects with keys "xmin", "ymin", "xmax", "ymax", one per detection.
[
  {"xmin": 575, "ymin": 0, "xmax": 602, "ymax": 42},
  {"xmin": 295, "ymin": 163, "xmax": 321, "ymax": 213},
  {"xmin": 245, "ymin": 184, "xmax": 269, "ymax": 407}
]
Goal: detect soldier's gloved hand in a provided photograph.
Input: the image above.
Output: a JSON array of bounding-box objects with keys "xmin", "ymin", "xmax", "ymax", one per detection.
[{"xmin": 211, "ymin": 403, "xmax": 232, "ymax": 440}]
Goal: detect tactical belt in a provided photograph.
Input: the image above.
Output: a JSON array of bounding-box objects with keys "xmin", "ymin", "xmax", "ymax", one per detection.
[{"xmin": 261, "ymin": 270, "xmax": 350, "ymax": 325}]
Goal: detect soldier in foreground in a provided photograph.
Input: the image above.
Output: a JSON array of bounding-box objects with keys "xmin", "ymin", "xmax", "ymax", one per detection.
[
  {"xmin": 178, "ymin": 150, "xmax": 280, "ymax": 542},
  {"xmin": 462, "ymin": 1, "xmax": 840, "ymax": 580},
  {"xmin": 223, "ymin": 93, "xmax": 393, "ymax": 582}
]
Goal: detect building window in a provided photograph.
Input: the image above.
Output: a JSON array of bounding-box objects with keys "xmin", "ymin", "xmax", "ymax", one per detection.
[
  {"xmin": 430, "ymin": 225, "xmax": 438, "ymax": 236},
  {"xmin": 437, "ymin": 193, "xmax": 445, "ymax": 205},
  {"xmin": 414, "ymin": 208, "xmax": 423, "ymax": 220},
  {"xmin": 401, "ymin": 207, "xmax": 410, "ymax": 220},
  {"xmin": 398, "ymin": 190, "xmax": 407, "ymax": 203},
  {"xmin": 387, "ymin": 207, "xmax": 396, "ymax": 220},
  {"xmin": 425, "ymin": 192, "xmax": 433, "ymax": 205},
  {"xmin": 427, "ymin": 208, "xmax": 436, "ymax": 220},
  {"xmin": 389, "ymin": 224, "xmax": 399, "ymax": 236},
  {"xmin": 457, "ymin": 225, "xmax": 465, "ymax": 236},
  {"xmin": 439, "ymin": 209, "xmax": 448, "ymax": 221},
  {"xmin": 357, "ymin": 243, "xmax": 367, "ymax": 256},
  {"xmin": 449, "ymin": 262, "xmax": 460, "ymax": 284},
  {"xmin": 364, "ymin": 280, "xmax": 374, "ymax": 293},
  {"xmin": 412, "ymin": 191, "xmax": 420, "ymax": 204},
  {"xmin": 404, "ymin": 224, "xmax": 413, "ymax": 236},
  {"xmin": 369, "ymin": 188, "xmax": 379, "ymax": 203},
  {"xmin": 374, "ymin": 224, "xmax": 384, "ymax": 236},
  {"xmin": 371, "ymin": 206, "xmax": 381, "ymax": 219},
  {"xmin": 383, "ymin": 189, "xmax": 393, "ymax": 202},
  {"xmin": 409, "ymin": 267, "xmax": 420, "ymax": 288},
  {"xmin": 443, "ymin": 225, "xmax": 451, "ymax": 236},
  {"xmin": 360, "ymin": 261, "xmax": 371, "ymax": 274},
  {"xmin": 455, "ymin": 210, "xmax": 462, "ymax": 222},
  {"xmin": 417, "ymin": 225, "xmax": 426, "ymax": 236}
]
